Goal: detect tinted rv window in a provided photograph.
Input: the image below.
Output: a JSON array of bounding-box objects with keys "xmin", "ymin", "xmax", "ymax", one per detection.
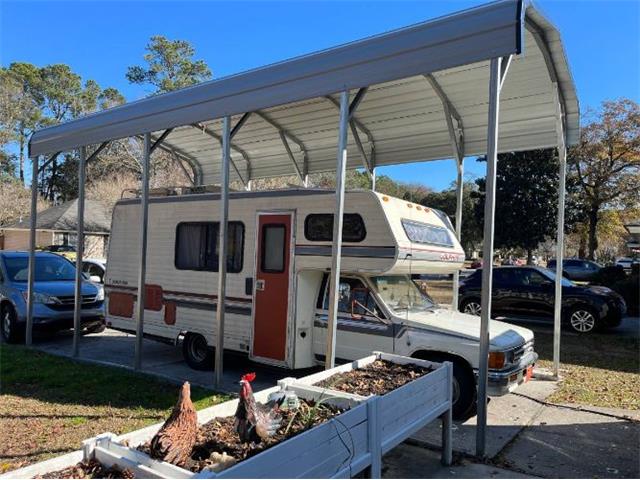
[
  {"xmin": 401, "ymin": 219, "xmax": 453, "ymax": 247},
  {"xmin": 175, "ymin": 222, "xmax": 244, "ymax": 273},
  {"xmin": 304, "ymin": 214, "xmax": 366, "ymax": 242}
]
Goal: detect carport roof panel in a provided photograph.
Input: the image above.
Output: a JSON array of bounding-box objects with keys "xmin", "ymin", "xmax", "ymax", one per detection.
[{"xmin": 29, "ymin": 0, "xmax": 579, "ymax": 177}]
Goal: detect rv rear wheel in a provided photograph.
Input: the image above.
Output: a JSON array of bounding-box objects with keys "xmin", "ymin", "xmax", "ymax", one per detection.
[{"xmin": 183, "ymin": 333, "xmax": 214, "ymax": 370}]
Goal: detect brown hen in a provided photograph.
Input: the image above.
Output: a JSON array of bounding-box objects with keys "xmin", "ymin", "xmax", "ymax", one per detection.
[{"xmin": 149, "ymin": 382, "xmax": 198, "ymax": 466}]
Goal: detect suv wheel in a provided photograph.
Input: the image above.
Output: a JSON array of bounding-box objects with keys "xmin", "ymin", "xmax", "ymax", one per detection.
[
  {"xmin": 1, "ymin": 304, "xmax": 23, "ymax": 344},
  {"xmin": 461, "ymin": 298, "xmax": 482, "ymax": 316},
  {"xmin": 182, "ymin": 333, "xmax": 214, "ymax": 370},
  {"xmin": 568, "ymin": 306, "xmax": 598, "ymax": 334}
]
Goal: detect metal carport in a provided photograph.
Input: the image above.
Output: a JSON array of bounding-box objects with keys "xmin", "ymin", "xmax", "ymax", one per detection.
[{"xmin": 27, "ymin": 0, "xmax": 578, "ymax": 457}]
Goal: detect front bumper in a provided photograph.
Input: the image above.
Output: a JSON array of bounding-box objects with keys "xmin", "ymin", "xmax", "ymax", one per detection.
[
  {"xmin": 479, "ymin": 350, "xmax": 538, "ymax": 396},
  {"xmin": 16, "ymin": 303, "xmax": 105, "ymax": 330}
]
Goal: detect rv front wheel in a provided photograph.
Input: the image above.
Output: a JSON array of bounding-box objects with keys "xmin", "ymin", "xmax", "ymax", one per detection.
[{"xmin": 182, "ymin": 333, "xmax": 214, "ymax": 370}]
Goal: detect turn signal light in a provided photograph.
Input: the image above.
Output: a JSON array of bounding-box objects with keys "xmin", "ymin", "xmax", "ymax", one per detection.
[
  {"xmin": 488, "ymin": 351, "xmax": 506, "ymax": 369},
  {"xmin": 382, "ymin": 196, "xmax": 389, "ymax": 202}
]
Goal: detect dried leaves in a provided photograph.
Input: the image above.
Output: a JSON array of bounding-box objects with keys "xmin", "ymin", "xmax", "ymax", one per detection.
[
  {"xmin": 36, "ymin": 459, "xmax": 134, "ymax": 479},
  {"xmin": 316, "ymin": 360, "xmax": 433, "ymax": 396}
]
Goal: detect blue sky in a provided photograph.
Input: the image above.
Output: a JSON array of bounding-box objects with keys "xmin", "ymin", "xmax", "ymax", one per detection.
[{"xmin": 2, "ymin": 0, "xmax": 638, "ymax": 190}]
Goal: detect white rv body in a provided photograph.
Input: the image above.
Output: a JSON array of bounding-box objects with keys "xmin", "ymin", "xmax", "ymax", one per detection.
[{"xmin": 106, "ymin": 188, "xmax": 536, "ymax": 415}]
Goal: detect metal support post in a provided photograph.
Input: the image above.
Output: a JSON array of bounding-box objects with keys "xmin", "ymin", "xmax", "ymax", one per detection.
[
  {"xmin": 476, "ymin": 57, "xmax": 504, "ymax": 458},
  {"xmin": 451, "ymin": 158, "xmax": 464, "ymax": 310},
  {"xmin": 215, "ymin": 116, "xmax": 231, "ymax": 389},
  {"xmin": 134, "ymin": 133, "xmax": 151, "ymax": 371},
  {"xmin": 72, "ymin": 146, "xmax": 86, "ymax": 357},
  {"xmin": 371, "ymin": 167, "xmax": 377, "ymax": 191},
  {"xmin": 325, "ymin": 91, "xmax": 350, "ymax": 370},
  {"xmin": 553, "ymin": 99, "xmax": 567, "ymax": 379},
  {"xmin": 26, "ymin": 156, "xmax": 39, "ymax": 346},
  {"xmin": 441, "ymin": 361, "xmax": 453, "ymax": 466}
]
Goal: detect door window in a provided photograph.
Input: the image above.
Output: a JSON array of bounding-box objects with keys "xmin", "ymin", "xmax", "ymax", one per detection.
[
  {"xmin": 321, "ymin": 276, "xmax": 380, "ymax": 317},
  {"xmin": 261, "ymin": 225, "xmax": 286, "ymax": 273},
  {"xmin": 520, "ymin": 269, "xmax": 550, "ymax": 286}
]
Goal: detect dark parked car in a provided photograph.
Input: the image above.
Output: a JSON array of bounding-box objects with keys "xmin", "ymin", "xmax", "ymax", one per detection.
[
  {"xmin": 458, "ymin": 266, "xmax": 626, "ymax": 334},
  {"xmin": 547, "ymin": 258, "xmax": 601, "ymax": 282}
]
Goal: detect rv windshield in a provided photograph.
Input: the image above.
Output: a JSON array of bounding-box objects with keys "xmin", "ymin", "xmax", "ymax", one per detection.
[{"xmin": 370, "ymin": 275, "xmax": 435, "ymax": 315}]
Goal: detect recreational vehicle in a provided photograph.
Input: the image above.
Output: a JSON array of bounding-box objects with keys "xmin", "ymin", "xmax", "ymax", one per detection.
[{"xmin": 105, "ymin": 188, "xmax": 537, "ymax": 417}]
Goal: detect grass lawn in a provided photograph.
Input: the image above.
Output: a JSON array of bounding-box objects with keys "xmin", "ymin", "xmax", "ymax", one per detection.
[
  {"xmin": 534, "ymin": 328, "xmax": 640, "ymax": 410},
  {"xmin": 0, "ymin": 344, "xmax": 228, "ymax": 474}
]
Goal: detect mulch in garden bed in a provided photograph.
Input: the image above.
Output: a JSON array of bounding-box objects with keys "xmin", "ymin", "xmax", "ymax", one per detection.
[
  {"xmin": 36, "ymin": 459, "xmax": 134, "ymax": 479},
  {"xmin": 137, "ymin": 398, "xmax": 345, "ymax": 473},
  {"xmin": 315, "ymin": 359, "xmax": 434, "ymax": 396}
]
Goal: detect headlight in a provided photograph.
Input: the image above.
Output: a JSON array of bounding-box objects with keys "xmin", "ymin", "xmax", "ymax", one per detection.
[
  {"xmin": 488, "ymin": 351, "xmax": 506, "ymax": 369},
  {"xmin": 95, "ymin": 287, "xmax": 105, "ymax": 302},
  {"xmin": 22, "ymin": 291, "xmax": 60, "ymax": 305}
]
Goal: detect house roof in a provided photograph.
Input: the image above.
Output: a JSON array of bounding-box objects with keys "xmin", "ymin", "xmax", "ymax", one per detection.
[
  {"xmin": 28, "ymin": 0, "xmax": 579, "ymax": 186},
  {"xmin": 4, "ymin": 199, "xmax": 111, "ymax": 234}
]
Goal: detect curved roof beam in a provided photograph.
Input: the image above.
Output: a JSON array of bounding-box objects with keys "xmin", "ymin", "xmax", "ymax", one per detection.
[
  {"xmin": 525, "ymin": 17, "xmax": 565, "ymax": 125},
  {"xmin": 191, "ymin": 121, "xmax": 250, "ymax": 185},
  {"xmin": 254, "ymin": 110, "xmax": 309, "ymax": 179},
  {"xmin": 424, "ymin": 74, "xmax": 464, "ymax": 163},
  {"xmin": 144, "ymin": 134, "xmax": 202, "ymax": 185},
  {"xmin": 324, "ymin": 89, "xmax": 376, "ymax": 175}
]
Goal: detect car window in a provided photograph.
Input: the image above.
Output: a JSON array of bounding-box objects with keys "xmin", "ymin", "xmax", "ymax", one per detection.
[
  {"xmin": 521, "ymin": 269, "xmax": 550, "ymax": 286},
  {"xmin": 4, "ymin": 256, "xmax": 76, "ymax": 282},
  {"xmin": 494, "ymin": 269, "xmax": 513, "ymax": 285},
  {"xmin": 321, "ymin": 277, "xmax": 379, "ymax": 317}
]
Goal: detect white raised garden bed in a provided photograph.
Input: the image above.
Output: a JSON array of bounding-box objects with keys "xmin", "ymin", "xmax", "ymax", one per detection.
[{"xmin": 3, "ymin": 353, "xmax": 452, "ymax": 479}]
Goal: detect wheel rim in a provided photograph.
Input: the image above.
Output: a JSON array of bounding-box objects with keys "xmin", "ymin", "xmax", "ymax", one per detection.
[
  {"xmin": 2, "ymin": 311, "xmax": 11, "ymax": 338},
  {"xmin": 188, "ymin": 336, "xmax": 208, "ymax": 362},
  {"xmin": 464, "ymin": 302, "xmax": 481, "ymax": 316},
  {"xmin": 570, "ymin": 310, "xmax": 595, "ymax": 332}
]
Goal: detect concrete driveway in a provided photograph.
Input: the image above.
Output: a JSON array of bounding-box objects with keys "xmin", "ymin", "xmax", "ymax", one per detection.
[{"xmin": 24, "ymin": 328, "xmax": 290, "ymax": 393}]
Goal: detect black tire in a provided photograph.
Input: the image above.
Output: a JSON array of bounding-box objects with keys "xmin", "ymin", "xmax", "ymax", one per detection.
[
  {"xmin": 451, "ymin": 361, "xmax": 477, "ymax": 419},
  {"xmin": 460, "ymin": 297, "xmax": 482, "ymax": 317},
  {"xmin": 412, "ymin": 352, "xmax": 477, "ymax": 420},
  {"xmin": 567, "ymin": 305, "xmax": 599, "ymax": 334},
  {"xmin": 1, "ymin": 303, "xmax": 23, "ymax": 344},
  {"xmin": 182, "ymin": 333, "xmax": 214, "ymax": 370}
]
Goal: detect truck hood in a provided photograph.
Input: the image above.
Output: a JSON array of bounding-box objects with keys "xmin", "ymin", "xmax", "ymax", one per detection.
[{"xmin": 401, "ymin": 308, "xmax": 534, "ymax": 349}]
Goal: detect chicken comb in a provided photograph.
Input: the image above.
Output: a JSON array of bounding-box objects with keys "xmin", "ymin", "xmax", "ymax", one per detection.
[{"xmin": 242, "ymin": 372, "xmax": 256, "ymax": 382}]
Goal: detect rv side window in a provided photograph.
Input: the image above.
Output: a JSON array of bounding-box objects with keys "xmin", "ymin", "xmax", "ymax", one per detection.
[
  {"xmin": 175, "ymin": 222, "xmax": 244, "ymax": 273},
  {"xmin": 304, "ymin": 214, "xmax": 366, "ymax": 242},
  {"xmin": 401, "ymin": 219, "xmax": 453, "ymax": 247}
]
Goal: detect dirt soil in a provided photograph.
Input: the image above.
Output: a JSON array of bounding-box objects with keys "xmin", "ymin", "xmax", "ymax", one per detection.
[
  {"xmin": 36, "ymin": 459, "xmax": 134, "ymax": 479},
  {"xmin": 138, "ymin": 399, "xmax": 344, "ymax": 473},
  {"xmin": 315, "ymin": 359, "xmax": 433, "ymax": 396}
]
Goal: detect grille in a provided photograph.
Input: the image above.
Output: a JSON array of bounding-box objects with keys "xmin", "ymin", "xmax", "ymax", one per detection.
[
  {"xmin": 511, "ymin": 340, "xmax": 534, "ymax": 364},
  {"xmin": 56, "ymin": 294, "xmax": 97, "ymax": 305}
]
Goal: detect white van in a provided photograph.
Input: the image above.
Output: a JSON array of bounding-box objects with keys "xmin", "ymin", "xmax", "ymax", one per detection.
[{"xmin": 105, "ymin": 188, "xmax": 537, "ymax": 417}]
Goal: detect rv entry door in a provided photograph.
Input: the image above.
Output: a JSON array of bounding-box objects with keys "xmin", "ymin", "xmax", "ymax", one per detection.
[{"xmin": 251, "ymin": 212, "xmax": 293, "ymax": 364}]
